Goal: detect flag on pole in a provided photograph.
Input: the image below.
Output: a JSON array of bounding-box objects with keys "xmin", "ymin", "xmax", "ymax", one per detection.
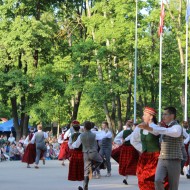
[
  {"xmin": 186, "ymin": 4, "xmax": 190, "ymax": 23},
  {"xmin": 158, "ymin": 2, "xmax": 165, "ymax": 36}
]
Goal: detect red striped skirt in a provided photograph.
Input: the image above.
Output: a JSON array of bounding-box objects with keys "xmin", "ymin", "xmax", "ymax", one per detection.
[
  {"xmin": 68, "ymin": 150, "xmax": 84, "ymax": 181},
  {"xmin": 119, "ymin": 145, "xmax": 139, "ymax": 176},
  {"xmin": 185, "ymin": 143, "xmax": 189, "ymax": 166},
  {"xmin": 58, "ymin": 141, "xmax": 70, "ymax": 160},
  {"xmin": 22, "ymin": 144, "xmax": 36, "ymax": 164},
  {"xmin": 137, "ymin": 151, "xmax": 160, "ymax": 190}
]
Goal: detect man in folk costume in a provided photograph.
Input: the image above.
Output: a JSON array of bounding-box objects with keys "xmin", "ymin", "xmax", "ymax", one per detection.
[
  {"xmin": 72, "ymin": 121, "xmax": 103, "ymax": 190},
  {"xmin": 30, "ymin": 124, "xmax": 48, "ymax": 169},
  {"xmin": 97, "ymin": 121, "xmax": 112, "ymax": 177},
  {"xmin": 182, "ymin": 121, "xmax": 190, "ymax": 178},
  {"xmin": 138, "ymin": 107, "xmax": 183, "ymax": 190},
  {"xmin": 131, "ymin": 107, "xmax": 162, "ymax": 190},
  {"xmin": 68, "ymin": 124, "xmax": 84, "ymax": 182},
  {"xmin": 114, "ymin": 120, "xmax": 139, "ymax": 185},
  {"xmin": 58, "ymin": 125, "xmax": 70, "ymax": 166},
  {"xmin": 22, "ymin": 127, "xmax": 36, "ymax": 168}
]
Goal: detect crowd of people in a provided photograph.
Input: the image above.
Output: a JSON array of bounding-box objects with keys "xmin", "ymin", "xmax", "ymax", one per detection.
[
  {"xmin": 0, "ymin": 106, "xmax": 190, "ymax": 190},
  {"xmin": 0, "ymin": 130, "xmax": 60, "ymax": 162}
]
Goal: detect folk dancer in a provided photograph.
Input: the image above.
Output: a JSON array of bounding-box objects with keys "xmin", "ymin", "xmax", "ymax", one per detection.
[
  {"xmin": 68, "ymin": 124, "xmax": 84, "ymax": 182},
  {"xmin": 114, "ymin": 120, "xmax": 139, "ymax": 185},
  {"xmin": 138, "ymin": 107, "xmax": 183, "ymax": 190},
  {"xmin": 30, "ymin": 124, "xmax": 48, "ymax": 169},
  {"xmin": 22, "ymin": 127, "xmax": 36, "ymax": 168},
  {"xmin": 72, "ymin": 121, "xmax": 103, "ymax": 190},
  {"xmin": 131, "ymin": 107, "xmax": 161, "ymax": 190},
  {"xmin": 58, "ymin": 125, "xmax": 70, "ymax": 166}
]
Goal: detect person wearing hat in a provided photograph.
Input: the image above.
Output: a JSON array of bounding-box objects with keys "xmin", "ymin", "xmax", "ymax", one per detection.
[
  {"xmin": 130, "ymin": 107, "xmax": 161, "ymax": 190},
  {"xmin": 114, "ymin": 119, "xmax": 139, "ymax": 185},
  {"xmin": 22, "ymin": 127, "xmax": 36, "ymax": 168},
  {"xmin": 68, "ymin": 123, "xmax": 84, "ymax": 182},
  {"xmin": 138, "ymin": 106, "xmax": 183, "ymax": 190},
  {"xmin": 58, "ymin": 124, "xmax": 71, "ymax": 166}
]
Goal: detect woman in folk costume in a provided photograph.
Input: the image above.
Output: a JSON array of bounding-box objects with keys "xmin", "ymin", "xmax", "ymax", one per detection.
[
  {"xmin": 68, "ymin": 124, "xmax": 84, "ymax": 181},
  {"xmin": 58, "ymin": 125, "xmax": 70, "ymax": 166},
  {"xmin": 22, "ymin": 128, "xmax": 36, "ymax": 168},
  {"xmin": 114, "ymin": 120, "xmax": 139, "ymax": 185},
  {"xmin": 182, "ymin": 121, "xmax": 190, "ymax": 178},
  {"xmin": 131, "ymin": 107, "xmax": 163, "ymax": 190}
]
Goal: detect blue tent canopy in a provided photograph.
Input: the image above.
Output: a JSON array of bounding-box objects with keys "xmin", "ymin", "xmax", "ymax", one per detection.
[{"xmin": 0, "ymin": 119, "xmax": 32, "ymax": 132}]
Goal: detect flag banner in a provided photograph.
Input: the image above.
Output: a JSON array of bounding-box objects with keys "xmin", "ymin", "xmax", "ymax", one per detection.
[
  {"xmin": 186, "ymin": 4, "xmax": 190, "ymax": 23},
  {"xmin": 159, "ymin": 2, "xmax": 165, "ymax": 36}
]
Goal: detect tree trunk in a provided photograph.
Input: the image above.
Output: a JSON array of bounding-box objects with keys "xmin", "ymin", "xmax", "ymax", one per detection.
[
  {"xmin": 103, "ymin": 103, "xmax": 113, "ymax": 130},
  {"xmin": 71, "ymin": 91, "xmax": 82, "ymax": 120},
  {"xmin": 126, "ymin": 84, "xmax": 132, "ymax": 121},
  {"xmin": 116, "ymin": 93, "xmax": 122, "ymax": 132},
  {"xmin": 177, "ymin": 36, "xmax": 185, "ymax": 113},
  {"xmin": 86, "ymin": 0, "xmax": 113, "ymax": 130},
  {"xmin": 126, "ymin": 61, "xmax": 133, "ymax": 121},
  {"xmin": 166, "ymin": 0, "xmax": 186, "ymax": 115},
  {"xmin": 33, "ymin": 0, "xmax": 40, "ymax": 68},
  {"xmin": 111, "ymin": 97, "xmax": 116, "ymax": 134},
  {"xmin": 11, "ymin": 96, "xmax": 21, "ymax": 141},
  {"xmin": 23, "ymin": 114, "xmax": 29, "ymax": 136}
]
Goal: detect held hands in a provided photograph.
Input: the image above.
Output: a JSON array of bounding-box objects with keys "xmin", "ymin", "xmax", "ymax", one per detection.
[
  {"xmin": 122, "ymin": 139, "xmax": 125, "ymax": 144},
  {"xmin": 138, "ymin": 122, "xmax": 150, "ymax": 130},
  {"xmin": 158, "ymin": 121, "xmax": 167, "ymax": 128}
]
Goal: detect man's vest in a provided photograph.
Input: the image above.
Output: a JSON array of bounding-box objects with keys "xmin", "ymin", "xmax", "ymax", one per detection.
[
  {"xmin": 80, "ymin": 131, "xmax": 97, "ymax": 153},
  {"xmin": 35, "ymin": 131, "xmax": 45, "ymax": 146},
  {"xmin": 159, "ymin": 121, "xmax": 183, "ymax": 160}
]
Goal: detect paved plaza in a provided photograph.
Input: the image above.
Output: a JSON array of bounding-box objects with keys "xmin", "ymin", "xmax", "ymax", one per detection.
[{"xmin": 0, "ymin": 159, "xmax": 190, "ymax": 190}]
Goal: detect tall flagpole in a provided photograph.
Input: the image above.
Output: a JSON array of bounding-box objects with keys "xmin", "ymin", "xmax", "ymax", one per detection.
[
  {"xmin": 158, "ymin": 1, "xmax": 164, "ymax": 122},
  {"xmin": 159, "ymin": 35, "xmax": 163, "ymax": 122},
  {"xmin": 185, "ymin": 0, "xmax": 189, "ymax": 121},
  {"xmin": 134, "ymin": 0, "xmax": 138, "ymax": 123}
]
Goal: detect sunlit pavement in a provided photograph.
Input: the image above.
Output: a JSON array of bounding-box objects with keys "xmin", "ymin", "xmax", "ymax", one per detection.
[{"xmin": 0, "ymin": 159, "xmax": 189, "ymax": 190}]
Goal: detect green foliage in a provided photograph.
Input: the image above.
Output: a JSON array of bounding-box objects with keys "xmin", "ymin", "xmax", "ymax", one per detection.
[{"xmin": 0, "ymin": 0, "xmax": 189, "ymax": 131}]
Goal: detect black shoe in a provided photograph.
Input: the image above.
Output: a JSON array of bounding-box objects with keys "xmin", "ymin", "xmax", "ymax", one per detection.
[
  {"xmin": 123, "ymin": 179, "xmax": 128, "ymax": 185},
  {"xmin": 181, "ymin": 170, "xmax": 184, "ymax": 175},
  {"xmin": 78, "ymin": 186, "xmax": 83, "ymax": 190},
  {"xmin": 186, "ymin": 174, "xmax": 190, "ymax": 179}
]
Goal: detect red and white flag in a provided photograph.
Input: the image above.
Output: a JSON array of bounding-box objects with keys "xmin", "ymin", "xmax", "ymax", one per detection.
[{"xmin": 159, "ymin": 2, "xmax": 165, "ymax": 36}]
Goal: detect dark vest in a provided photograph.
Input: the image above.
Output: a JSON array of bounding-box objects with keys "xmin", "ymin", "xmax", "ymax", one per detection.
[
  {"xmin": 72, "ymin": 132, "xmax": 82, "ymax": 151},
  {"xmin": 101, "ymin": 130, "xmax": 112, "ymax": 149},
  {"xmin": 141, "ymin": 129, "xmax": 160, "ymax": 152},
  {"xmin": 123, "ymin": 129, "xmax": 132, "ymax": 146},
  {"xmin": 159, "ymin": 121, "xmax": 183, "ymax": 160},
  {"xmin": 186, "ymin": 129, "xmax": 190, "ymax": 134},
  {"xmin": 29, "ymin": 133, "xmax": 34, "ymax": 141},
  {"xmin": 80, "ymin": 131, "xmax": 97, "ymax": 153},
  {"xmin": 35, "ymin": 131, "xmax": 45, "ymax": 145}
]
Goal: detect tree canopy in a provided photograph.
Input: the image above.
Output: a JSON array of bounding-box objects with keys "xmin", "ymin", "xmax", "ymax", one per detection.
[{"xmin": 0, "ymin": 0, "xmax": 189, "ymax": 139}]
